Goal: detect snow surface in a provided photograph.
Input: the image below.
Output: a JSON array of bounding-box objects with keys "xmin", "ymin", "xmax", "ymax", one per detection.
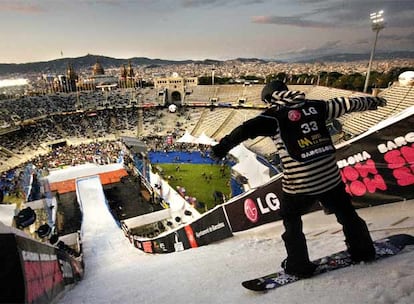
[
  {"xmin": 47, "ymin": 163, "xmax": 124, "ymax": 184},
  {"xmin": 57, "ymin": 176, "xmax": 414, "ymax": 304}
]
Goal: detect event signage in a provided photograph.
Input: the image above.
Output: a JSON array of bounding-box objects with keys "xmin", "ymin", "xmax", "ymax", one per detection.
[
  {"xmin": 1, "ymin": 231, "xmax": 84, "ymax": 304},
  {"xmin": 149, "ymin": 233, "xmax": 177, "ymax": 253},
  {"xmin": 144, "ymin": 228, "xmax": 191, "ymax": 253},
  {"xmin": 224, "ymin": 179, "xmax": 284, "ymax": 232},
  {"xmin": 188, "ymin": 206, "xmax": 233, "ymax": 247},
  {"xmin": 20, "ymin": 250, "xmax": 63, "ymax": 304},
  {"xmin": 336, "ymin": 114, "xmax": 414, "ymax": 205},
  {"xmin": 15, "ymin": 235, "xmax": 65, "ymax": 304},
  {"xmin": 140, "ymin": 207, "xmax": 233, "ymax": 253}
]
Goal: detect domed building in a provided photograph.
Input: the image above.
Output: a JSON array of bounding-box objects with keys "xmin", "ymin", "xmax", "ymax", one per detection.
[
  {"xmin": 79, "ymin": 58, "xmax": 118, "ymax": 89},
  {"xmin": 92, "ymin": 59, "xmax": 105, "ymax": 76}
]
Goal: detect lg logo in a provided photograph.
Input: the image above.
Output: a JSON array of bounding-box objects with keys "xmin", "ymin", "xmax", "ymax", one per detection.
[
  {"xmin": 288, "ymin": 109, "xmax": 301, "ymax": 122},
  {"xmin": 244, "ymin": 199, "xmax": 259, "ymax": 223},
  {"xmin": 244, "ymin": 192, "xmax": 280, "ymax": 223}
]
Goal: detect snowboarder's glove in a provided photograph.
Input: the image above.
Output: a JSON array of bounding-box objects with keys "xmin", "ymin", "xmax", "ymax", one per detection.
[
  {"xmin": 210, "ymin": 137, "xmax": 232, "ymax": 160},
  {"xmin": 368, "ymin": 97, "xmax": 387, "ymax": 110}
]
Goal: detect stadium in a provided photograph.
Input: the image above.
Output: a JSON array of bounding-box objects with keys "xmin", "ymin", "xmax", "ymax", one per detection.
[{"xmin": 1, "ymin": 69, "xmax": 414, "ymax": 303}]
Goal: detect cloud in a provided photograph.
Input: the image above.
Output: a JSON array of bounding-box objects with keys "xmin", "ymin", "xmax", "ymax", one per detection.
[
  {"xmin": 274, "ymin": 40, "xmax": 344, "ymax": 60},
  {"xmin": 303, "ymin": 0, "xmax": 414, "ymax": 18},
  {"xmin": 252, "ymin": 15, "xmax": 335, "ymax": 28},
  {"xmin": 354, "ymin": 38, "xmax": 370, "ymax": 45},
  {"xmin": 0, "ymin": 1, "xmax": 45, "ymax": 14},
  {"xmin": 382, "ymin": 31, "xmax": 414, "ymax": 42},
  {"xmin": 88, "ymin": 0, "xmax": 122, "ymax": 6},
  {"xmin": 253, "ymin": 0, "xmax": 414, "ymax": 29},
  {"xmin": 180, "ymin": 0, "xmax": 265, "ymax": 8},
  {"xmin": 80, "ymin": 0, "xmax": 139, "ymax": 6}
]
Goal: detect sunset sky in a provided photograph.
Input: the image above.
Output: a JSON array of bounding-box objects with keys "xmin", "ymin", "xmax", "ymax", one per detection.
[{"xmin": 1, "ymin": 0, "xmax": 413, "ymax": 63}]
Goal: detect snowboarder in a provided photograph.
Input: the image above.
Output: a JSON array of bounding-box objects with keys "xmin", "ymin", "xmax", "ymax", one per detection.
[{"xmin": 210, "ymin": 80, "xmax": 387, "ymax": 278}]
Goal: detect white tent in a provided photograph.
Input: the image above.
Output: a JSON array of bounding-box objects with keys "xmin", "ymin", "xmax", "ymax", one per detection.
[
  {"xmin": 0, "ymin": 203, "xmax": 16, "ymax": 227},
  {"xmin": 229, "ymin": 143, "xmax": 254, "ymax": 162},
  {"xmin": 229, "ymin": 144, "xmax": 271, "ymax": 189},
  {"xmin": 176, "ymin": 131, "xmax": 197, "ymax": 144},
  {"xmin": 197, "ymin": 132, "xmax": 218, "ymax": 145},
  {"xmin": 232, "ymin": 154, "xmax": 270, "ymax": 188}
]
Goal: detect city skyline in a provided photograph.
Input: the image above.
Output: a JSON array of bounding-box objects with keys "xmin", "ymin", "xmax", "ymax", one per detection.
[{"xmin": 1, "ymin": 0, "xmax": 413, "ymax": 64}]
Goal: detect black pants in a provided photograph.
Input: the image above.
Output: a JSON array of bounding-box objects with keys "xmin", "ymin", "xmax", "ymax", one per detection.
[{"xmin": 280, "ymin": 182, "xmax": 375, "ymax": 266}]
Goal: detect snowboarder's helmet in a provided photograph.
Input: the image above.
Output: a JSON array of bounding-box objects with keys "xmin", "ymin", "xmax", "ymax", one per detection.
[{"xmin": 261, "ymin": 80, "xmax": 288, "ymax": 103}]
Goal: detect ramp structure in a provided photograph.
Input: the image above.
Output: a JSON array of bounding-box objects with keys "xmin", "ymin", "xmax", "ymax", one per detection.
[{"xmin": 75, "ymin": 176, "xmax": 133, "ymax": 276}]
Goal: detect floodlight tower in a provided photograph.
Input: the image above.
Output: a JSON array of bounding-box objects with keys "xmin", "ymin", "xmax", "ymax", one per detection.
[{"xmin": 363, "ymin": 10, "xmax": 386, "ymax": 93}]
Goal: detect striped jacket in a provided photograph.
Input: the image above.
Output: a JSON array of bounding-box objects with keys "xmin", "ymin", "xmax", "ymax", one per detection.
[{"xmin": 215, "ymin": 92, "xmax": 386, "ymax": 195}]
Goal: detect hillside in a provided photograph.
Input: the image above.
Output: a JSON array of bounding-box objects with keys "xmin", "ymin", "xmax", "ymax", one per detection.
[{"xmin": 2, "ymin": 51, "xmax": 413, "ymax": 76}]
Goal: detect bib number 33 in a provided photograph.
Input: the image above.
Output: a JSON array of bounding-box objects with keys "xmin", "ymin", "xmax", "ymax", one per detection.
[{"xmin": 301, "ymin": 121, "xmax": 318, "ymax": 134}]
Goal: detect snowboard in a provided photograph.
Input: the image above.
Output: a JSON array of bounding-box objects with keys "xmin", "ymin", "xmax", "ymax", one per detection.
[{"xmin": 242, "ymin": 234, "xmax": 414, "ymax": 292}]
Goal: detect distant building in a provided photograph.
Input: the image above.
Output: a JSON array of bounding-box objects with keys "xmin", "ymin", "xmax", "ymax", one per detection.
[
  {"xmin": 66, "ymin": 63, "xmax": 78, "ymax": 92},
  {"xmin": 120, "ymin": 61, "xmax": 137, "ymax": 88},
  {"xmin": 79, "ymin": 59, "xmax": 118, "ymax": 90},
  {"xmin": 154, "ymin": 72, "xmax": 198, "ymax": 106},
  {"xmin": 43, "ymin": 63, "xmax": 78, "ymax": 93},
  {"xmin": 93, "ymin": 59, "xmax": 105, "ymax": 76}
]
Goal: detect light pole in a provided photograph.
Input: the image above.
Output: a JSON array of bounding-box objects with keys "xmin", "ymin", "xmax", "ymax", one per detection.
[{"xmin": 363, "ymin": 10, "xmax": 385, "ymax": 93}]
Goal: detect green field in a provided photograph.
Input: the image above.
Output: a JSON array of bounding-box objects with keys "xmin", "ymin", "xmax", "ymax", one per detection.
[{"xmin": 156, "ymin": 163, "xmax": 232, "ymax": 212}]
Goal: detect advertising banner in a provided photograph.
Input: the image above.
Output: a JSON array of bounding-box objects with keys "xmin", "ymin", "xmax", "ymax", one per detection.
[
  {"xmin": 15, "ymin": 235, "xmax": 64, "ymax": 304},
  {"xmin": 139, "ymin": 227, "xmax": 191, "ymax": 253},
  {"xmin": 150, "ymin": 233, "xmax": 177, "ymax": 253},
  {"xmin": 224, "ymin": 177, "xmax": 284, "ymax": 232},
  {"xmin": 336, "ymin": 113, "xmax": 414, "ymax": 206},
  {"xmin": 139, "ymin": 207, "xmax": 233, "ymax": 253},
  {"xmin": 188, "ymin": 206, "xmax": 233, "ymax": 247}
]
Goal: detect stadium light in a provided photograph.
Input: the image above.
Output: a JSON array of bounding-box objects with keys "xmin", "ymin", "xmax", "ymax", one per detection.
[{"xmin": 363, "ymin": 10, "xmax": 386, "ymax": 93}]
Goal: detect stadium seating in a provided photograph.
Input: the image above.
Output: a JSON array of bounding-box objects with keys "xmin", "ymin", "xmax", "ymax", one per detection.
[
  {"xmin": 1, "ymin": 84, "xmax": 414, "ymax": 172},
  {"xmin": 337, "ymin": 84, "xmax": 414, "ymax": 137}
]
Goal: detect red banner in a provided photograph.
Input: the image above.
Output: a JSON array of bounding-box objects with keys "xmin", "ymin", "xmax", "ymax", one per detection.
[
  {"xmin": 184, "ymin": 225, "xmax": 198, "ymax": 248},
  {"xmin": 22, "ymin": 258, "xmax": 63, "ymax": 304},
  {"xmin": 16, "ymin": 235, "xmax": 65, "ymax": 304}
]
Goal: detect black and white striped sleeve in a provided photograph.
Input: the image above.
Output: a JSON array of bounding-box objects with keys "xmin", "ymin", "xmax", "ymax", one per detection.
[{"xmin": 325, "ymin": 96, "xmax": 386, "ymax": 120}]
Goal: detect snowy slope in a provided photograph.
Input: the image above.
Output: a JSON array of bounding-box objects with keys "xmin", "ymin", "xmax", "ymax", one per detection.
[
  {"xmin": 57, "ymin": 198, "xmax": 414, "ymax": 304},
  {"xmin": 75, "ymin": 176, "xmax": 133, "ymax": 279}
]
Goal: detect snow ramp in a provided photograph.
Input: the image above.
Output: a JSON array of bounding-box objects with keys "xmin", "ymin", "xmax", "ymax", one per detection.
[{"xmin": 75, "ymin": 176, "xmax": 135, "ymax": 277}]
